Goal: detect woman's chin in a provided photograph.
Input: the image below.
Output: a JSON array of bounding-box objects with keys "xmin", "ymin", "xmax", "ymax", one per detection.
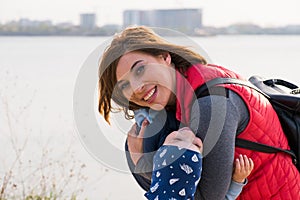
[{"xmin": 150, "ymin": 103, "xmax": 165, "ymax": 111}]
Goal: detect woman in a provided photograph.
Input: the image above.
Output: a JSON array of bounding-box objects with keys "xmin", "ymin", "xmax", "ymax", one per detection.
[{"xmin": 98, "ymin": 26, "xmax": 299, "ymax": 199}]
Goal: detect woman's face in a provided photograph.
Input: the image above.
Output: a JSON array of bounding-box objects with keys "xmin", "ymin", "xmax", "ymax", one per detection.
[{"xmin": 116, "ymin": 51, "xmax": 176, "ymax": 110}]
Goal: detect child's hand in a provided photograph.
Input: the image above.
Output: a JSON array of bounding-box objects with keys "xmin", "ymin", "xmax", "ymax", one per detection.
[
  {"xmin": 163, "ymin": 127, "xmax": 203, "ymax": 154},
  {"xmin": 127, "ymin": 120, "xmax": 149, "ymax": 165},
  {"xmin": 232, "ymin": 154, "xmax": 254, "ymax": 183}
]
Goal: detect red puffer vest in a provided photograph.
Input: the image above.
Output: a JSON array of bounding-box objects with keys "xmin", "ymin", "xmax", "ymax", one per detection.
[{"xmin": 176, "ymin": 64, "xmax": 300, "ymax": 199}]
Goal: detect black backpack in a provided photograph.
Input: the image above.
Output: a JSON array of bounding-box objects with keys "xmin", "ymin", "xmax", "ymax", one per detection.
[{"xmin": 197, "ymin": 76, "xmax": 300, "ymax": 171}]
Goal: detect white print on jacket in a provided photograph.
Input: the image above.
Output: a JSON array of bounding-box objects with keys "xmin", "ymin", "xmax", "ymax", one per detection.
[
  {"xmin": 180, "ymin": 163, "xmax": 193, "ymax": 174},
  {"xmin": 148, "ymin": 146, "xmax": 201, "ymax": 200}
]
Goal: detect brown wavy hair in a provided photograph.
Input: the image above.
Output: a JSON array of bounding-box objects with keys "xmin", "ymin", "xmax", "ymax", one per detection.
[{"xmin": 98, "ymin": 26, "xmax": 207, "ymax": 123}]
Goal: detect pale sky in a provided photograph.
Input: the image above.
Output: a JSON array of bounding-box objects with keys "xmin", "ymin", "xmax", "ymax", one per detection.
[{"xmin": 0, "ymin": 0, "xmax": 299, "ymax": 27}]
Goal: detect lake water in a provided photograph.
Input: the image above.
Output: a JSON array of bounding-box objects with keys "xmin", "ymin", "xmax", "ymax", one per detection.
[{"xmin": 0, "ymin": 35, "xmax": 299, "ymax": 199}]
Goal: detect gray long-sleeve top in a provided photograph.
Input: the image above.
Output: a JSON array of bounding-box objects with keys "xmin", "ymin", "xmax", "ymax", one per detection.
[{"xmin": 191, "ymin": 90, "xmax": 249, "ymax": 199}]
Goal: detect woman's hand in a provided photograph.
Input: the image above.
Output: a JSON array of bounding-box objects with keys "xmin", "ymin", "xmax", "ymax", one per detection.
[
  {"xmin": 163, "ymin": 127, "xmax": 203, "ymax": 154},
  {"xmin": 127, "ymin": 120, "xmax": 149, "ymax": 165}
]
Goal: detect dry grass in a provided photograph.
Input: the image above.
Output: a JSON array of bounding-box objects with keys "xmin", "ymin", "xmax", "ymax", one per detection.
[{"xmin": 0, "ymin": 75, "xmax": 88, "ymax": 200}]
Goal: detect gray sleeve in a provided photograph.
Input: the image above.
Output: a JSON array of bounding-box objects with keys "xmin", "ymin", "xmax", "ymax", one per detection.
[
  {"xmin": 133, "ymin": 155, "xmax": 153, "ymax": 180},
  {"xmin": 225, "ymin": 179, "xmax": 248, "ymax": 200},
  {"xmin": 190, "ymin": 90, "xmax": 249, "ymax": 200}
]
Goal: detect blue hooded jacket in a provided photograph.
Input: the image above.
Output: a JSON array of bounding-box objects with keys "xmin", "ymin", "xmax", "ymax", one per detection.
[{"xmin": 125, "ymin": 109, "xmax": 180, "ymax": 191}]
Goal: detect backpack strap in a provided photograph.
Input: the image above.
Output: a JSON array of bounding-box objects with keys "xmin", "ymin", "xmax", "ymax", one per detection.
[
  {"xmin": 263, "ymin": 79, "xmax": 299, "ymax": 90},
  {"xmin": 195, "ymin": 77, "xmax": 266, "ymax": 98},
  {"xmin": 236, "ymin": 138, "xmax": 296, "ymax": 159},
  {"xmin": 196, "ymin": 77, "xmax": 297, "ymax": 160}
]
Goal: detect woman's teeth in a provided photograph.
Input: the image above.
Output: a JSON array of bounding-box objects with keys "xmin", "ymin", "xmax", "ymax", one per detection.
[{"xmin": 144, "ymin": 87, "xmax": 156, "ymax": 101}]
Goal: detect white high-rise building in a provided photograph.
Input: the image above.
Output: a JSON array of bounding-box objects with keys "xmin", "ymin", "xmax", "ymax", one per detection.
[
  {"xmin": 80, "ymin": 13, "xmax": 96, "ymax": 30},
  {"xmin": 123, "ymin": 9, "xmax": 202, "ymax": 34}
]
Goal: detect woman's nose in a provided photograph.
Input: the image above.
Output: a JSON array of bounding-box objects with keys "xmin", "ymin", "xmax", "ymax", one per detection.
[{"xmin": 132, "ymin": 81, "xmax": 145, "ymax": 94}]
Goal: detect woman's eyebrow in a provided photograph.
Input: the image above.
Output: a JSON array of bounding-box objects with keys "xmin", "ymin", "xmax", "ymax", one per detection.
[
  {"xmin": 130, "ymin": 60, "xmax": 143, "ymax": 72},
  {"xmin": 117, "ymin": 60, "xmax": 144, "ymax": 86},
  {"xmin": 117, "ymin": 80, "xmax": 124, "ymax": 86}
]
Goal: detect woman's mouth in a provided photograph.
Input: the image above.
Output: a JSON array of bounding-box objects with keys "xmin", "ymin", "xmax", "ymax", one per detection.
[{"xmin": 143, "ymin": 86, "xmax": 157, "ymax": 102}]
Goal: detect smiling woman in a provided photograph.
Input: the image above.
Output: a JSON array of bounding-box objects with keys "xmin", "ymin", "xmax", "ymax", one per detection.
[
  {"xmin": 97, "ymin": 26, "xmax": 300, "ymax": 199},
  {"xmin": 98, "ymin": 26, "xmax": 207, "ymax": 121},
  {"xmin": 116, "ymin": 51, "xmax": 176, "ymax": 110}
]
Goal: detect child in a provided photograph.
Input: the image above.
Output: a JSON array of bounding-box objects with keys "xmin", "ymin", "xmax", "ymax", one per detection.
[{"xmin": 129, "ymin": 110, "xmax": 254, "ymax": 199}]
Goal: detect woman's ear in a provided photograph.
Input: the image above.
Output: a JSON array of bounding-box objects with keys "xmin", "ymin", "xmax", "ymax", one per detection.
[{"xmin": 162, "ymin": 53, "xmax": 171, "ymax": 65}]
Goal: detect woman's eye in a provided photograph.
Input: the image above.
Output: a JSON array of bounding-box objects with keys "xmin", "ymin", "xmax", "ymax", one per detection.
[
  {"xmin": 136, "ymin": 65, "xmax": 145, "ymax": 75},
  {"xmin": 120, "ymin": 82, "xmax": 129, "ymax": 90}
]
